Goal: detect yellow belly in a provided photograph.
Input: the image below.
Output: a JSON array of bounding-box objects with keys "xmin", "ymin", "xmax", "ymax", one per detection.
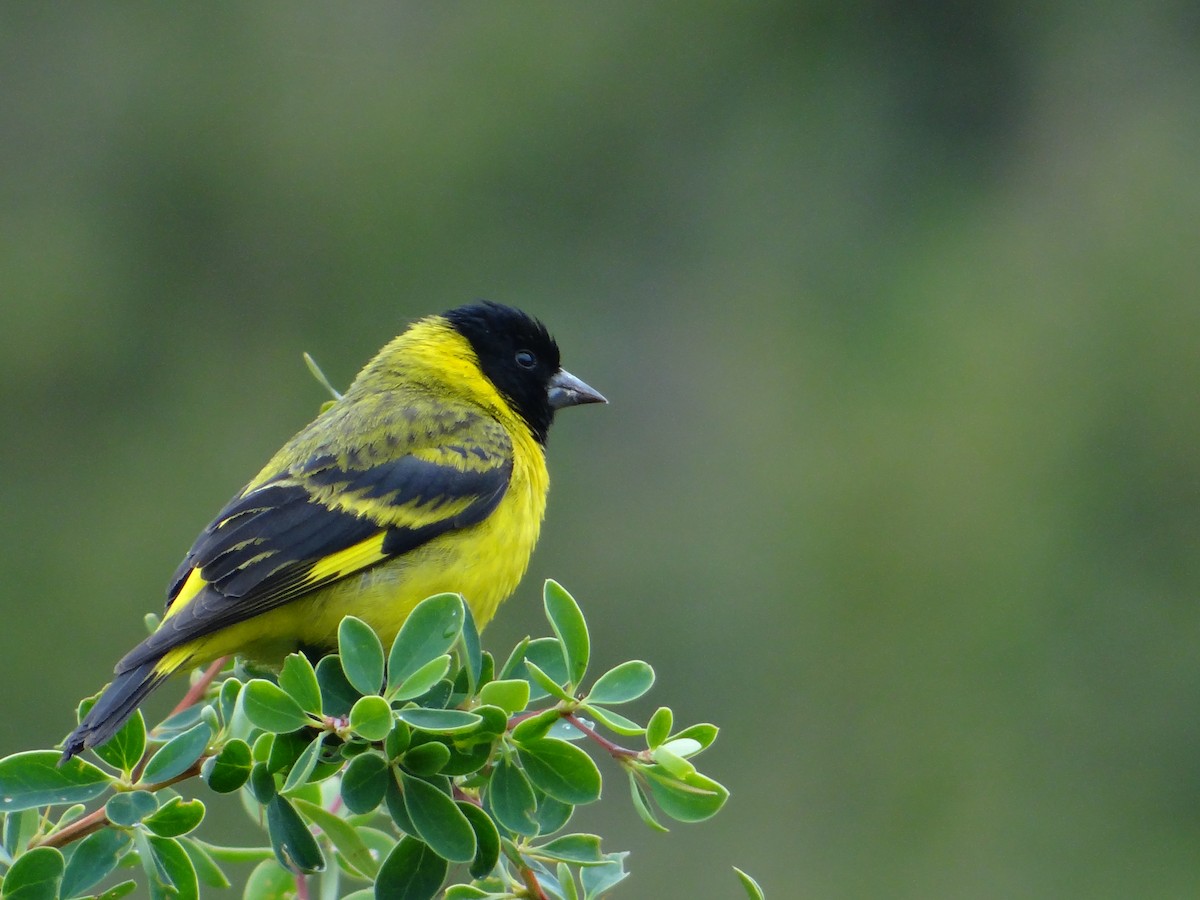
[{"xmin": 168, "ymin": 450, "xmax": 547, "ymax": 669}]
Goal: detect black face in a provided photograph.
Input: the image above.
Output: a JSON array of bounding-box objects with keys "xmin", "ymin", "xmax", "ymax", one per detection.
[{"xmin": 444, "ymin": 301, "xmax": 562, "ymax": 445}]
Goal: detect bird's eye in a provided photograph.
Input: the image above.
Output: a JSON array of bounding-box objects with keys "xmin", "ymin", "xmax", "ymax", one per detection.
[{"xmin": 515, "ymin": 350, "xmax": 537, "ymax": 369}]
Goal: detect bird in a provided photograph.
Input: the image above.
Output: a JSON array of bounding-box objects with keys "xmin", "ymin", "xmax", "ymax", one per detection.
[{"xmin": 61, "ymin": 301, "xmax": 605, "ymax": 763}]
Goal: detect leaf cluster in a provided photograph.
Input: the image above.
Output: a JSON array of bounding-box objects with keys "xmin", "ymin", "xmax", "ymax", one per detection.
[{"xmin": 0, "ymin": 582, "xmax": 753, "ymax": 899}]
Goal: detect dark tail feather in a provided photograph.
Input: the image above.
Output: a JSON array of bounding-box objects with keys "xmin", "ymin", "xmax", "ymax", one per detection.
[{"xmin": 60, "ymin": 661, "xmax": 168, "ymax": 765}]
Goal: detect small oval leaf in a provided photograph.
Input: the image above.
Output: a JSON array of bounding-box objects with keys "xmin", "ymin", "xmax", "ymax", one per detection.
[
  {"xmin": 339, "ymin": 616, "xmax": 386, "ymax": 696},
  {"xmin": 458, "ymin": 801, "xmax": 501, "ymax": 879},
  {"xmin": 349, "ymin": 695, "xmax": 395, "ymax": 742},
  {"xmin": 141, "ymin": 722, "xmax": 212, "ymax": 784},
  {"xmin": 644, "ymin": 766, "xmax": 729, "ymax": 823},
  {"xmin": 387, "ymin": 594, "xmax": 464, "ymax": 692},
  {"xmin": 1, "ymin": 845, "xmax": 65, "ymax": 900},
  {"xmin": 292, "ymin": 796, "xmax": 380, "ymax": 879},
  {"xmin": 200, "ymin": 739, "xmax": 252, "ymax": 794},
  {"xmin": 543, "ymin": 580, "xmax": 589, "ymax": 687},
  {"xmin": 516, "ymin": 738, "xmax": 602, "ymax": 806},
  {"xmin": 487, "ymin": 753, "xmax": 538, "ymax": 837},
  {"xmin": 104, "ymin": 790, "xmax": 158, "ymax": 826},
  {"xmin": 278, "ymin": 653, "xmax": 323, "ymax": 715},
  {"xmin": 340, "ymin": 752, "xmax": 389, "ymax": 815},
  {"xmin": 90, "ymin": 710, "xmax": 147, "ymax": 774},
  {"xmin": 395, "ymin": 708, "xmax": 482, "ymax": 734},
  {"xmin": 59, "ymin": 828, "xmax": 131, "ymax": 898},
  {"xmin": 143, "ymin": 797, "xmax": 205, "ymax": 838},
  {"xmin": 585, "ymin": 660, "xmax": 654, "ymax": 705},
  {"xmin": 400, "ymin": 772, "xmax": 476, "ymax": 863},
  {"xmin": 266, "ymin": 794, "xmax": 325, "ymax": 874},
  {"xmin": 241, "ymin": 680, "xmax": 312, "ymax": 734},
  {"xmin": 0, "ymin": 751, "xmax": 111, "ymax": 812},
  {"xmin": 374, "ymin": 835, "xmax": 448, "ymax": 900}
]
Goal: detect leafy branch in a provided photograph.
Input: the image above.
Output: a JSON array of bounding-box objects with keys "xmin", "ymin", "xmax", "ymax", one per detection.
[{"xmin": 0, "ymin": 582, "xmax": 759, "ymax": 899}]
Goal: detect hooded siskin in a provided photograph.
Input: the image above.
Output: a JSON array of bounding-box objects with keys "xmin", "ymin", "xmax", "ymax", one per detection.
[{"xmin": 61, "ymin": 301, "xmax": 605, "ymax": 762}]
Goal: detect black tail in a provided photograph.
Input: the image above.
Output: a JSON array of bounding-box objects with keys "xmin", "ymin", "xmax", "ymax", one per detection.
[{"xmin": 60, "ymin": 660, "xmax": 168, "ymax": 765}]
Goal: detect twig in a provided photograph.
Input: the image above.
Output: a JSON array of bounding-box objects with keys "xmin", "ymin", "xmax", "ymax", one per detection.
[
  {"xmin": 34, "ymin": 759, "xmax": 207, "ymax": 850},
  {"xmin": 563, "ymin": 713, "xmax": 642, "ymax": 759}
]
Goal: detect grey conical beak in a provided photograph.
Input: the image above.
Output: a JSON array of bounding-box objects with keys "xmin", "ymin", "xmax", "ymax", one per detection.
[{"xmin": 548, "ymin": 368, "xmax": 607, "ymax": 410}]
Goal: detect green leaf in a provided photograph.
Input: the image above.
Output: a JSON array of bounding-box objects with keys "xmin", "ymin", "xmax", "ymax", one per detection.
[
  {"xmin": 668, "ymin": 722, "xmax": 719, "ymax": 752},
  {"xmin": 242, "ymin": 859, "xmax": 295, "ymax": 900},
  {"xmin": 478, "ymin": 679, "xmax": 530, "ymax": 716},
  {"xmin": 580, "ymin": 854, "xmax": 629, "ymax": 899},
  {"xmin": 339, "ymin": 616, "xmax": 386, "ymax": 696},
  {"xmin": 218, "ymin": 678, "xmax": 242, "ymax": 730},
  {"xmin": 399, "ymin": 772, "xmax": 476, "ymax": 863},
  {"xmin": 374, "ymin": 836, "xmax": 448, "ymax": 900},
  {"xmin": 141, "ymin": 721, "xmax": 212, "ymax": 784},
  {"xmin": 266, "ymin": 730, "xmax": 309, "ymax": 775},
  {"xmin": 292, "ymin": 797, "xmax": 379, "ymax": 879},
  {"xmin": 585, "ymin": 660, "xmax": 654, "ymax": 705},
  {"xmin": 90, "ymin": 710, "xmax": 146, "ymax": 775},
  {"xmin": 645, "ymin": 707, "xmax": 672, "ymax": 749},
  {"xmin": 4, "ymin": 809, "xmax": 38, "ymax": 857},
  {"xmin": 511, "ymin": 709, "xmax": 560, "ymax": 743},
  {"xmin": 386, "ymin": 593, "xmax": 464, "ymax": 692},
  {"xmin": 280, "ymin": 733, "xmax": 327, "ymax": 795},
  {"xmin": 660, "ymin": 737, "xmax": 703, "ymax": 758},
  {"xmin": 59, "ymin": 828, "xmax": 130, "ymax": 898},
  {"xmin": 532, "ymin": 792, "xmax": 574, "ymax": 835},
  {"xmin": 518, "ymin": 638, "xmax": 567, "ymax": 702},
  {"xmin": 0, "ymin": 845, "xmax": 64, "ymax": 900},
  {"xmin": 147, "ymin": 835, "xmax": 199, "ymax": 900},
  {"xmin": 643, "ymin": 766, "xmax": 729, "ymax": 822},
  {"xmin": 401, "ymin": 741, "xmax": 451, "ymax": 776},
  {"xmin": 178, "ymin": 837, "xmax": 231, "ymax": 889},
  {"xmin": 516, "ymin": 738, "xmax": 602, "ymax": 805},
  {"xmin": 536, "ymin": 833, "xmax": 604, "ymax": 864},
  {"xmin": 349, "ymin": 695, "xmax": 394, "ymax": 742},
  {"xmin": 94, "ymin": 880, "xmax": 138, "ymax": 900},
  {"xmin": 733, "ymin": 866, "xmax": 766, "ymax": 899},
  {"xmin": 200, "ymin": 738, "xmax": 252, "ymax": 793},
  {"xmin": 579, "ymin": 705, "xmax": 644, "ymax": 737},
  {"xmin": 445, "ymin": 888, "xmax": 490, "ymax": 900},
  {"xmin": 395, "ymin": 708, "xmax": 482, "ymax": 734},
  {"xmin": 459, "ymin": 602, "xmax": 483, "ymax": 694},
  {"xmin": 487, "ymin": 753, "xmax": 538, "ymax": 837},
  {"xmin": 457, "ymin": 801, "xmax": 501, "ymax": 879},
  {"xmin": 543, "ymin": 580, "xmax": 589, "ymax": 686},
  {"xmin": 524, "ymin": 660, "xmax": 573, "ymax": 702},
  {"xmin": 384, "ymin": 771, "xmax": 416, "ymax": 834},
  {"xmin": 248, "ymin": 762, "xmax": 277, "ymax": 804},
  {"xmin": 0, "ymin": 751, "xmax": 111, "ymax": 812},
  {"xmin": 340, "ymin": 753, "xmax": 389, "ymax": 814},
  {"xmin": 629, "ymin": 773, "xmax": 668, "ymax": 833},
  {"xmin": 497, "ymin": 636, "xmax": 531, "ymax": 681},
  {"xmin": 266, "ymin": 794, "xmax": 325, "ymax": 874},
  {"xmin": 278, "ymin": 653, "xmax": 323, "ymax": 716},
  {"xmin": 558, "ymin": 862, "xmax": 580, "ymax": 900},
  {"xmin": 315, "ymin": 655, "xmax": 361, "ymax": 718},
  {"xmin": 650, "ymin": 745, "xmax": 695, "ymax": 779},
  {"xmin": 104, "ymin": 789, "xmax": 158, "ymax": 826},
  {"xmin": 143, "ymin": 797, "xmax": 205, "ymax": 838},
  {"xmin": 387, "ymin": 655, "xmax": 452, "ymax": 702},
  {"xmin": 242, "ymin": 679, "xmax": 313, "ymax": 734},
  {"xmin": 384, "ymin": 720, "xmax": 412, "ymax": 761}
]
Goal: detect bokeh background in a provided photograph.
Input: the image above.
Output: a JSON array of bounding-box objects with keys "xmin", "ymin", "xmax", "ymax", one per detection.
[{"xmin": 3, "ymin": 4, "xmax": 1199, "ymax": 897}]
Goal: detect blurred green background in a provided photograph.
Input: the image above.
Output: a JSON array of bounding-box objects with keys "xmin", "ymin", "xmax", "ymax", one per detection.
[{"xmin": 3, "ymin": 3, "xmax": 1199, "ymax": 897}]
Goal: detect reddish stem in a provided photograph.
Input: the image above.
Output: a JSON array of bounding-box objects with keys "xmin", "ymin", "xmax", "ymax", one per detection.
[{"xmin": 563, "ymin": 713, "xmax": 642, "ymax": 759}]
